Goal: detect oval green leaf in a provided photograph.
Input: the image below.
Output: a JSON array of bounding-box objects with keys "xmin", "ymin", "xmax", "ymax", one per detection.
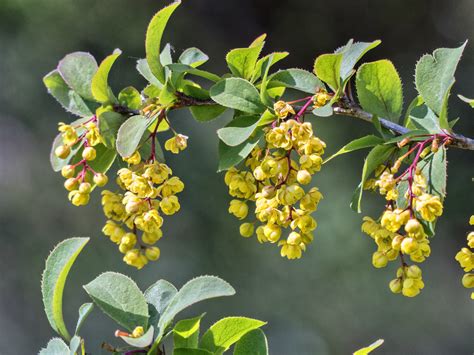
[
  {"xmin": 91, "ymin": 49, "xmax": 122, "ymax": 103},
  {"xmin": 116, "ymin": 115, "xmax": 152, "ymax": 158},
  {"xmin": 57, "ymin": 52, "xmax": 98, "ymax": 101},
  {"xmin": 233, "ymin": 329, "xmax": 268, "ymax": 355},
  {"xmin": 210, "ymin": 78, "xmax": 265, "ymax": 114}
]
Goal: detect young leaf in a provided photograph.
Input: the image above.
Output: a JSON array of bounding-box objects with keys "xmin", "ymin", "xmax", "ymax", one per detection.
[
  {"xmin": 91, "ymin": 49, "xmax": 122, "ymax": 103},
  {"xmin": 166, "ymin": 63, "xmax": 221, "ymax": 82},
  {"xmin": 268, "ymin": 68, "xmax": 325, "ymax": 94},
  {"xmin": 57, "ymin": 52, "xmax": 98, "ymax": 101},
  {"xmin": 458, "ymin": 94, "xmax": 474, "ymax": 108},
  {"xmin": 252, "ymin": 52, "xmax": 289, "ymax": 82},
  {"xmin": 352, "ymin": 144, "xmax": 396, "ymax": 213},
  {"xmin": 190, "ymin": 105, "xmax": 227, "ymax": 122},
  {"xmin": 174, "ymin": 349, "xmax": 213, "ymax": 355},
  {"xmin": 75, "ymin": 303, "xmax": 93, "ymax": 335},
  {"xmin": 173, "ymin": 313, "xmax": 205, "ymax": 349},
  {"xmin": 42, "ymin": 237, "xmax": 90, "ymax": 341},
  {"xmin": 43, "ymin": 70, "xmax": 94, "ymax": 117},
  {"xmin": 217, "ymin": 115, "xmax": 260, "ymax": 147},
  {"xmin": 339, "ymin": 40, "xmax": 381, "ymax": 80},
  {"xmin": 415, "ymin": 42, "xmax": 466, "ymax": 116},
  {"xmin": 210, "ymin": 78, "xmax": 265, "ymax": 114},
  {"xmin": 39, "ymin": 338, "xmax": 70, "ymax": 355},
  {"xmin": 116, "ymin": 115, "xmax": 152, "ymax": 158},
  {"xmin": 324, "ymin": 135, "xmax": 384, "ymax": 163},
  {"xmin": 233, "ymin": 329, "xmax": 269, "ymax": 355},
  {"xmin": 137, "ymin": 59, "xmax": 164, "ymax": 88},
  {"xmin": 179, "ymin": 47, "xmax": 209, "ymax": 68},
  {"xmin": 226, "ymin": 37, "xmax": 264, "ymax": 80},
  {"xmin": 156, "ymin": 276, "xmax": 235, "ymax": 342},
  {"xmin": 356, "ymin": 60, "xmax": 403, "ymax": 122},
  {"xmin": 119, "ymin": 326, "xmax": 154, "ymax": 348},
  {"xmin": 218, "ymin": 130, "xmax": 263, "ymax": 171},
  {"xmin": 145, "ymin": 1, "xmax": 181, "ymax": 84},
  {"xmin": 98, "ymin": 111, "xmax": 127, "ymax": 148},
  {"xmin": 83, "ymin": 272, "xmax": 149, "ymax": 332},
  {"xmin": 353, "ymin": 339, "xmax": 384, "ymax": 355},
  {"xmin": 314, "ymin": 53, "xmax": 343, "ymax": 92},
  {"xmin": 118, "ymin": 86, "xmax": 142, "ymax": 110},
  {"xmin": 200, "ymin": 317, "xmax": 266, "ymax": 354}
]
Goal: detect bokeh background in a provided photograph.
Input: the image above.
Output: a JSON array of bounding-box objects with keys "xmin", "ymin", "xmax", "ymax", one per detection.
[{"xmin": 0, "ymin": 0, "xmax": 473, "ymax": 354}]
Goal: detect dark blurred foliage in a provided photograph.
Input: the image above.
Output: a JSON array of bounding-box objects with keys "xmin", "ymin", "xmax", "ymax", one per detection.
[{"xmin": 0, "ymin": 0, "xmax": 472, "ymax": 354}]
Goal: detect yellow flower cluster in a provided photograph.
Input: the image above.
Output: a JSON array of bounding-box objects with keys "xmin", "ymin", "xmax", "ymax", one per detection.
[
  {"xmin": 101, "ymin": 150, "xmax": 184, "ymax": 269},
  {"xmin": 362, "ymin": 164, "xmax": 445, "ymax": 297},
  {"xmin": 225, "ymin": 103, "xmax": 325, "ymax": 260},
  {"xmin": 455, "ymin": 215, "xmax": 474, "ymax": 299},
  {"xmin": 55, "ymin": 119, "xmax": 109, "ymax": 206}
]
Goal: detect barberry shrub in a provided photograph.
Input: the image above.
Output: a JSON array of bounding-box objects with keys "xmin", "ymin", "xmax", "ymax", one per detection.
[{"xmin": 41, "ymin": 0, "xmax": 474, "ymax": 352}]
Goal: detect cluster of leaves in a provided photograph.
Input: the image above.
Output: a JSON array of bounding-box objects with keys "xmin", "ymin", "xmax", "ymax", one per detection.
[{"xmin": 40, "ymin": 237, "xmax": 269, "ymax": 354}]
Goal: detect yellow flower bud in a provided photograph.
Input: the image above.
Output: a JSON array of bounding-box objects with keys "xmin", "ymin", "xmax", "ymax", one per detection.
[
  {"xmin": 64, "ymin": 178, "xmax": 79, "ymax": 191},
  {"xmin": 68, "ymin": 190, "xmax": 90, "ymax": 206},
  {"xmin": 142, "ymin": 230, "xmax": 163, "ymax": 245},
  {"xmin": 93, "ymin": 173, "xmax": 108, "ymax": 187},
  {"xmin": 389, "ymin": 278, "xmax": 402, "ymax": 293},
  {"xmin": 263, "ymin": 223, "xmax": 281, "ymax": 243},
  {"xmin": 296, "ymin": 170, "xmax": 312, "ymax": 185},
  {"xmin": 405, "ymin": 218, "xmax": 423, "ymax": 236},
  {"xmin": 391, "ymin": 235, "xmax": 404, "ymax": 251},
  {"xmin": 160, "ymin": 195, "xmax": 180, "ymax": 215},
  {"xmin": 229, "ymin": 200, "xmax": 248, "ymax": 220},
  {"xmin": 79, "ymin": 182, "xmax": 92, "ymax": 194},
  {"xmin": 406, "ymin": 265, "xmax": 422, "ymax": 279},
  {"xmin": 462, "ymin": 273, "xmax": 474, "ymax": 288},
  {"xmin": 372, "ymin": 251, "xmax": 388, "ymax": 268},
  {"xmin": 61, "ymin": 165, "xmax": 76, "ymax": 178},
  {"xmin": 145, "ymin": 246, "xmax": 161, "ymax": 261},
  {"xmin": 55, "ymin": 145, "xmax": 71, "ymax": 159},
  {"xmin": 239, "ymin": 223, "xmax": 254, "ymax": 238},
  {"xmin": 131, "ymin": 326, "xmax": 144, "ymax": 338},
  {"xmin": 82, "ymin": 146, "xmax": 96, "ymax": 161},
  {"xmin": 401, "ymin": 237, "xmax": 418, "ymax": 255}
]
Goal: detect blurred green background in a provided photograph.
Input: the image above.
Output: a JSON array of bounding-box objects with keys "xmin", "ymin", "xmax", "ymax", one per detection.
[{"xmin": 0, "ymin": 0, "xmax": 473, "ymax": 354}]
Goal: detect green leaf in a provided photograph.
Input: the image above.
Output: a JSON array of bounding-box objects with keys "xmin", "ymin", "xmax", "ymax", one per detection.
[
  {"xmin": 418, "ymin": 147, "xmax": 447, "ymax": 199},
  {"xmin": 166, "ymin": 64, "xmax": 221, "ymax": 82},
  {"xmin": 210, "ymin": 78, "xmax": 265, "ymax": 114},
  {"xmin": 217, "ymin": 115, "xmax": 260, "ymax": 146},
  {"xmin": 252, "ymin": 52, "xmax": 289, "ymax": 82},
  {"xmin": 339, "ymin": 40, "xmax": 381, "ymax": 80},
  {"xmin": 83, "ymin": 272, "xmax": 149, "ymax": 332},
  {"xmin": 268, "ymin": 68, "xmax": 325, "ymax": 94},
  {"xmin": 324, "ymin": 135, "xmax": 384, "ymax": 163},
  {"xmin": 314, "ymin": 53, "xmax": 343, "ymax": 91},
  {"xmin": 159, "ymin": 80, "xmax": 177, "ymax": 106},
  {"xmin": 353, "ymin": 339, "xmax": 384, "ymax": 355},
  {"xmin": 145, "ymin": 279, "xmax": 178, "ymax": 326},
  {"xmin": 233, "ymin": 329, "xmax": 268, "ymax": 355},
  {"xmin": 75, "ymin": 303, "xmax": 93, "ymax": 335},
  {"xmin": 173, "ymin": 313, "xmax": 205, "ymax": 349},
  {"xmin": 174, "ymin": 349, "xmax": 213, "ymax": 355},
  {"xmin": 458, "ymin": 94, "xmax": 474, "ymax": 108},
  {"xmin": 259, "ymin": 54, "xmax": 274, "ymax": 106},
  {"xmin": 218, "ymin": 130, "xmax": 263, "ymax": 172},
  {"xmin": 118, "ymin": 86, "xmax": 142, "ymax": 110},
  {"xmin": 116, "ymin": 115, "xmax": 152, "ymax": 158},
  {"xmin": 145, "ymin": 1, "xmax": 181, "ymax": 83},
  {"xmin": 312, "ymin": 104, "xmax": 333, "ymax": 117},
  {"xmin": 42, "ymin": 237, "xmax": 90, "ymax": 341},
  {"xmin": 87, "ymin": 144, "xmax": 117, "ymax": 175},
  {"xmin": 356, "ymin": 60, "xmax": 403, "ymax": 122},
  {"xmin": 352, "ymin": 144, "xmax": 396, "ymax": 213},
  {"xmin": 383, "ymin": 130, "xmax": 427, "ymax": 145},
  {"xmin": 408, "ymin": 104, "xmax": 442, "ymax": 133},
  {"xmin": 39, "ymin": 338, "xmax": 70, "ymax": 355},
  {"xmin": 179, "ymin": 47, "xmax": 209, "ymax": 68},
  {"xmin": 156, "ymin": 276, "xmax": 235, "ymax": 342},
  {"xmin": 57, "ymin": 52, "xmax": 98, "ymax": 101},
  {"xmin": 200, "ymin": 317, "xmax": 266, "ymax": 354},
  {"xmin": 91, "ymin": 49, "xmax": 121, "ymax": 103},
  {"xmin": 43, "ymin": 70, "xmax": 94, "ymax": 117},
  {"xmin": 190, "ymin": 105, "xmax": 227, "ymax": 122},
  {"xmin": 98, "ymin": 111, "xmax": 127, "ymax": 148},
  {"xmin": 415, "ymin": 42, "xmax": 466, "ymax": 115},
  {"xmin": 137, "ymin": 59, "xmax": 164, "ymax": 88},
  {"xmin": 50, "ymin": 117, "xmax": 90, "ymax": 172},
  {"xmin": 439, "ymin": 82, "xmax": 454, "ymax": 130},
  {"xmin": 226, "ymin": 37, "xmax": 264, "ymax": 80}
]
